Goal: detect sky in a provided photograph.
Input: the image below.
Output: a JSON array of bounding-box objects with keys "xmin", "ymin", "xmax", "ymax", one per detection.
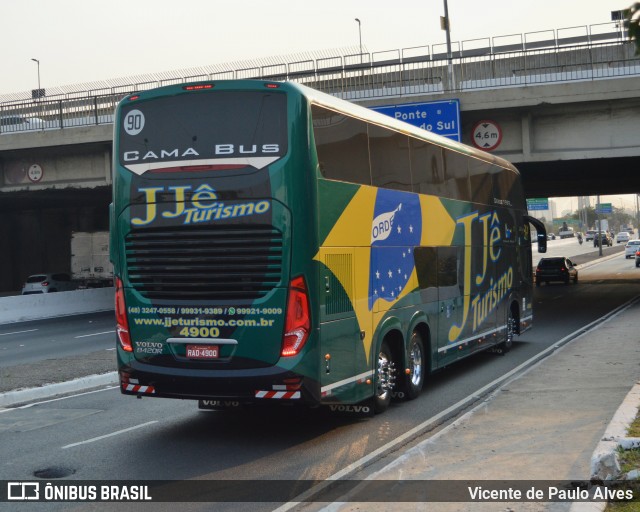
[
  {"xmin": 2, "ymin": 0, "xmax": 636, "ymax": 217},
  {"xmin": 0, "ymin": 0, "xmax": 628, "ymax": 95}
]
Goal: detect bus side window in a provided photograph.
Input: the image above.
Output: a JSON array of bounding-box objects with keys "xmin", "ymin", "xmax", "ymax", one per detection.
[
  {"xmin": 414, "ymin": 246, "xmax": 438, "ymax": 303},
  {"xmin": 368, "ymin": 125, "xmax": 412, "ymax": 191},
  {"xmin": 409, "ymin": 139, "xmax": 444, "ymax": 195},
  {"xmin": 494, "ymin": 167, "xmax": 526, "ymax": 210},
  {"xmin": 414, "ymin": 246, "xmax": 461, "ymax": 302},
  {"xmin": 468, "ymin": 158, "xmax": 494, "ymax": 205},
  {"xmin": 311, "ymin": 105, "xmax": 371, "ymax": 186},
  {"xmin": 442, "ymin": 151, "xmax": 471, "ymax": 202}
]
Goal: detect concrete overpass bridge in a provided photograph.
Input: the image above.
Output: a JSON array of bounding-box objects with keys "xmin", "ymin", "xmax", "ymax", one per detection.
[{"xmin": 1, "ymin": 21, "xmax": 639, "ymax": 292}]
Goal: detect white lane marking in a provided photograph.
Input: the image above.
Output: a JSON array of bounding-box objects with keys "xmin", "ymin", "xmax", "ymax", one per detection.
[
  {"xmin": 62, "ymin": 421, "xmax": 158, "ymax": 449},
  {"xmin": 0, "ymin": 329, "xmax": 38, "ymax": 336},
  {"xmin": 0, "ymin": 385, "xmax": 120, "ymax": 414},
  {"xmin": 74, "ymin": 330, "xmax": 115, "ymax": 338},
  {"xmin": 272, "ymin": 294, "xmax": 640, "ymax": 511}
]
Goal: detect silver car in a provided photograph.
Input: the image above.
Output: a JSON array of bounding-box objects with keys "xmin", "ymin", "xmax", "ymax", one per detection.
[
  {"xmin": 625, "ymin": 240, "xmax": 640, "ymax": 259},
  {"xmin": 21, "ymin": 273, "xmax": 76, "ymax": 294}
]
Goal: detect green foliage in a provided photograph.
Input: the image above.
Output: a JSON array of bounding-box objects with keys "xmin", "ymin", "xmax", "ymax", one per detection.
[{"xmin": 625, "ymin": 3, "xmax": 640, "ymax": 54}]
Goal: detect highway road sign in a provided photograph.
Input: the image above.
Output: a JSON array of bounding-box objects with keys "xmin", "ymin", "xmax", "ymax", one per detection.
[
  {"xmin": 372, "ymin": 100, "xmax": 461, "ymax": 141},
  {"xmin": 527, "ymin": 198, "xmax": 549, "ymax": 211},
  {"xmin": 596, "ymin": 203, "xmax": 613, "ymax": 214}
]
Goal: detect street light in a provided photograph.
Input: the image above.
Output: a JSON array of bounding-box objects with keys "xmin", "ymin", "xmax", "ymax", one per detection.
[
  {"xmin": 355, "ymin": 18, "xmax": 362, "ymax": 61},
  {"xmin": 31, "ymin": 58, "xmax": 41, "ymax": 100},
  {"xmin": 441, "ymin": 0, "xmax": 455, "ymax": 90}
]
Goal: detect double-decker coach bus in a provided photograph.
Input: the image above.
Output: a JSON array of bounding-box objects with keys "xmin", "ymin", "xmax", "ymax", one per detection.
[{"xmin": 111, "ymin": 80, "xmax": 546, "ymax": 414}]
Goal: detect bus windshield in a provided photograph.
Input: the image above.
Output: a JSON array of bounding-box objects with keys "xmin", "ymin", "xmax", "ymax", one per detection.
[{"xmin": 118, "ymin": 90, "xmax": 288, "ymax": 176}]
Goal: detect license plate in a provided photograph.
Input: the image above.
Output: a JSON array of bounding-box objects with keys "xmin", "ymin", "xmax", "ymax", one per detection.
[{"xmin": 186, "ymin": 345, "xmax": 219, "ymax": 359}]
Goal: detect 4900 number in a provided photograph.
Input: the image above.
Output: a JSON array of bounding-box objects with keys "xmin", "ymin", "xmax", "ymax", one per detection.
[{"xmin": 179, "ymin": 327, "xmax": 220, "ymax": 338}]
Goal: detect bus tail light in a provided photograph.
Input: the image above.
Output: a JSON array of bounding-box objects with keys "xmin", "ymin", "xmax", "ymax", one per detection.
[
  {"xmin": 281, "ymin": 276, "xmax": 310, "ymax": 357},
  {"xmin": 182, "ymin": 84, "xmax": 214, "ymax": 91},
  {"xmin": 115, "ymin": 277, "xmax": 133, "ymax": 352}
]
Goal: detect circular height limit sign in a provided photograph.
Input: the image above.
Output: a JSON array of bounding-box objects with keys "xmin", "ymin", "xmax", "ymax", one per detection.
[{"xmin": 472, "ymin": 120, "xmax": 502, "ymax": 151}]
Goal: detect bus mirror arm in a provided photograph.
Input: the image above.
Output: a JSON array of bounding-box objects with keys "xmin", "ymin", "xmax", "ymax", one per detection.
[{"xmin": 524, "ymin": 215, "xmax": 547, "ymax": 253}]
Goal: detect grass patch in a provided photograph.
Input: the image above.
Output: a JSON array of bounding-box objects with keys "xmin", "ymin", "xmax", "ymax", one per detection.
[
  {"xmin": 617, "ymin": 446, "xmax": 640, "ymax": 475},
  {"xmin": 607, "ymin": 501, "xmax": 639, "ymax": 511},
  {"xmin": 605, "ymin": 408, "xmax": 640, "ymax": 511},
  {"xmin": 626, "ymin": 410, "xmax": 640, "ymax": 438}
]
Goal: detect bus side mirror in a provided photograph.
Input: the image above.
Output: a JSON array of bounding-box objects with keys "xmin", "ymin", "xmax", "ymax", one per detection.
[
  {"xmin": 524, "ymin": 215, "xmax": 547, "ymax": 254},
  {"xmin": 537, "ymin": 233, "xmax": 547, "ymax": 253}
]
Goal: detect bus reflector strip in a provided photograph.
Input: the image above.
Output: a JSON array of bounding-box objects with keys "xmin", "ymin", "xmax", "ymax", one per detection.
[
  {"xmin": 124, "ymin": 157, "xmax": 280, "ymax": 175},
  {"xmin": 320, "ymin": 371, "xmax": 374, "ymax": 397},
  {"xmin": 123, "ymin": 383, "xmax": 156, "ymax": 394},
  {"xmin": 255, "ymin": 390, "xmax": 301, "ymax": 399}
]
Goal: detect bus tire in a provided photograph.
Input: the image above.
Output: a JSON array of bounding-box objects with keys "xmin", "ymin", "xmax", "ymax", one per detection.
[
  {"xmin": 498, "ymin": 310, "xmax": 516, "ymax": 354},
  {"xmin": 373, "ymin": 340, "xmax": 395, "ymax": 414},
  {"xmin": 404, "ymin": 330, "xmax": 425, "ymax": 400}
]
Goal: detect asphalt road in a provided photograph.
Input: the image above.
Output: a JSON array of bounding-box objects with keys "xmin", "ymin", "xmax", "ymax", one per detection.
[
  {"xmin": 0, "ymin": 311, "xmax": 115, "ymax": 368},
  {"xmin": 1, "ymin": 257, "xmax": 639, "ymax": 511}
]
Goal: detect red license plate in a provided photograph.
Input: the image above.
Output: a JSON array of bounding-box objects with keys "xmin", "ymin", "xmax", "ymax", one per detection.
[{"xmin": 186, "ymin": 345, "xmax": 219, "ymax": 359}]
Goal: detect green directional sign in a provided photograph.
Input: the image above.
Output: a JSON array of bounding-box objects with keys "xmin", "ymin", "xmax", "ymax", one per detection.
[
  {"xmin": 526, "ymin": 198, "xmax": 549, "ymax": 211},
  {"xmin": 596, "ymin": 203, "xmax": 612, "ymax": 214}
]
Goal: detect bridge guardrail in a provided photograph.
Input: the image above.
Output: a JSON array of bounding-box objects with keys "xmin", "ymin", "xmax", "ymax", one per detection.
[{"xmin": 1, "ymin": 23, "xmax": 637, "ymax": 135}]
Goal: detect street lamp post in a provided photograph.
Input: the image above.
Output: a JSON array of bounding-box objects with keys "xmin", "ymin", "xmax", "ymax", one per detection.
[
  {"xmin": 355, "ymin": 18, "xmax": 362, "ymax": 62},
  {"xmin": 31, "ymin": 58, "xmax": 41, "ymax": 100},
  {"xmin": 441, "ymin": 0, "xmax": 456, "ymax": 90}
]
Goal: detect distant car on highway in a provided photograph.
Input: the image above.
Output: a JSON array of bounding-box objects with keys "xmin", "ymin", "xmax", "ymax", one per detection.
[
  {"xmin": 616, "ymin": 231, "xmax": 630, "ymax": 244},
  {"xmin": 548, "ymin": 233, "xmax": 556, "ymax": 240},
  {"xmin": 0, "ymin": 115, "xmax": 45, "ymax": 134},
  {"xmin": 585, "ymin": 230, "xmax": 596, "ymax": 241},
  {"xmin": 626, "ymin": 240, "xmax": 640, "ymax": 259},
  {"xmin": 21, "ymin": 273, "xmax": 77, "ymax": 294},
  {"xmin": 535, "ymin": 257, "xmax": 578, "ymax": 286},
  {"xmin": 594, "ymin": 232, "xmax": 612, "ymax": 247}
]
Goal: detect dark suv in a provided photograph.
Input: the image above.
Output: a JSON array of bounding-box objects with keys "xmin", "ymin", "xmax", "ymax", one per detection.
[
  {"xmin": 593, "ymin": 232, "xmax": 612, "ymax": 247},
  {"xmin": 535, "ymin": 257, "xmax": 578, "ymax": 286}
]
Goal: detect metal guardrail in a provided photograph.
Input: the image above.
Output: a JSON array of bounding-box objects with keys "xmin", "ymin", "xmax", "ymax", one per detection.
[{"xmin": 0, "ymin": 22, "xmax": 637, "ymax": 135}]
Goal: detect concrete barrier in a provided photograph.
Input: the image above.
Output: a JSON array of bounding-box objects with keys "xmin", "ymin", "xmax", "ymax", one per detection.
[{"xmin": 0, "ymin": 287, "xmax": 114, "ymax": 324}]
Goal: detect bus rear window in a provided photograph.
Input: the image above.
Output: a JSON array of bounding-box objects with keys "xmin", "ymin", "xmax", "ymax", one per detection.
[{"xmin": 118, "ymin": 91, "xmax": 287, "ymax": 174}]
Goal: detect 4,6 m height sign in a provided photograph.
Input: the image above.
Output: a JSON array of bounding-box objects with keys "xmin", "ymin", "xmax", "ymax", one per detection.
[{"xmin": 472, "ymin": 120, "xmax": 502, "ymax": 151}]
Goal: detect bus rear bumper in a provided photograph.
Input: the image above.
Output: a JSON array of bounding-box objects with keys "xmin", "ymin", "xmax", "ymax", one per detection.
[{"xmin": 118, "ymin": 360, "xmax": 320, "ymax": 405}]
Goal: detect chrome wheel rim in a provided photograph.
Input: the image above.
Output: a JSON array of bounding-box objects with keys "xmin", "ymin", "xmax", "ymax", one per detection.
[
  {"xmin": 376, "ymin": 350, "xmax": 394, "ymax": 399},
  {"xmin": 409, "ymin": 341, "xmax": 423, "ymax": 387}
]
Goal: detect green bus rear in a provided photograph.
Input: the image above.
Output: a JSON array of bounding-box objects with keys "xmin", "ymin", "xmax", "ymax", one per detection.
[{"xmin": 111, "ymin": 79, "xmax": 544, "ymax": 413}]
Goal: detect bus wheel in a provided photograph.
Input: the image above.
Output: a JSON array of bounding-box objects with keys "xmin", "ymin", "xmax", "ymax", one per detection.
[
  {"xmin": 404, "ymin": 331, "xmax": 425, "ymax": 400},
  {"xmin": 373, "ymin": 340, "xmax": 396, "ymax": 414},
  {"xmin": 498, "ymin": 311, "xmax": 516, "ymax": 354}
]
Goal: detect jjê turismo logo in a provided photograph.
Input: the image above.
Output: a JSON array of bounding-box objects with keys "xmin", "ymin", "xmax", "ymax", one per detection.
[{"xmin": 131, "ymin": 184, "xmax": 270, "ymax": 226}]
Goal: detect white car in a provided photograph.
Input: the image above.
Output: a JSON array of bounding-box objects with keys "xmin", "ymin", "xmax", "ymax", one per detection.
[
  {"xmin": 625, "ymin": 239, "xmax": 640, "ymax": 258},
  {"xmin": 21, "ymin": 273, "xmax": 77, "ymax": 294},
  {"xmin": 0, "ymin": 114, "xmax": 45, "ymax": 134},
  {"xmin": 616, "ymin": 231, "xmax": 630, "ymax": 244}
]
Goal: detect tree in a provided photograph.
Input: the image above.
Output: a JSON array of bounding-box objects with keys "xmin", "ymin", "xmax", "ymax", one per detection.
[{"xmin": 626, "ymin": 3, "xmax": 640, "ymax": 53}]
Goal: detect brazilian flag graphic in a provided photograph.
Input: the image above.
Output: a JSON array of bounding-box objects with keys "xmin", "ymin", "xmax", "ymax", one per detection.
[{"xmin": 369, "ymin": 189, "xmax": 422, "ymax": 310}]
